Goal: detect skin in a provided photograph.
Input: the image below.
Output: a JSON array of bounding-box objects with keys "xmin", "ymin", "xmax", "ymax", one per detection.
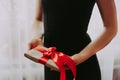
[{"xmin": 29, "ymin": 0, "xmax": 118, "ymax": 70}]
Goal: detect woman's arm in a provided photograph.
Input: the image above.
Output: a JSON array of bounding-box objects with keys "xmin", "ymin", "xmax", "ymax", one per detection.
[
  {"xmin": 29, "ymin": 0, "xmax": 44, "ymax": 49},
  {"xmin": 71, "ymin": 0, "xmax": 118, "ymax": 65},
  {"xmin": 32, "ymin": 0, "xmax": 43, "ymax": 38}
]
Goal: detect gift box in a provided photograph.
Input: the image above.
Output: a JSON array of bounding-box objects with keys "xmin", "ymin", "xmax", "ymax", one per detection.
[
  {"xmin": 24, "ymin": 46, "xmax": 59, "ymax": 71},
  {"xmin": 24, "ymin": 46, "xmax": 76, "ymax": 80}
]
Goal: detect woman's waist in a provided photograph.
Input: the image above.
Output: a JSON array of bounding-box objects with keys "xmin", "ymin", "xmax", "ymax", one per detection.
[
  {"xmin": 44, "ymin": 39, "xmax": 91, "ymax": 56},
  {"xmin": 44, "ymin": 33, "xmax": 91, "ymax": 54}
]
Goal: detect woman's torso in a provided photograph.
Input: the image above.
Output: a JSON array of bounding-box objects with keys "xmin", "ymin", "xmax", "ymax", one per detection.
[{"xmin": 41, "ymin": 0, "xmax": 96, "ymax": 55}]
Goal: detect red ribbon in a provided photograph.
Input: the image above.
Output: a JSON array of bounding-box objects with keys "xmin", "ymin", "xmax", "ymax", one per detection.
[{"xmin": 34, "ymin": 46, "xmax": 76, "ymax": 80}]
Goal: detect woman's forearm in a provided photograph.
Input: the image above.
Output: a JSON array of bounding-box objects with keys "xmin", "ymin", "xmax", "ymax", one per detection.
[
  {"xmin": 72, "ymin": 26, "xmax": 117, "ymax": 65},
  {"xmin": 32, "ymin": 0, "xmax": 43, "ymax": 39},
  {"xmin": 32, "ymin": 20, "xmax": 43, "ymax": 39}
]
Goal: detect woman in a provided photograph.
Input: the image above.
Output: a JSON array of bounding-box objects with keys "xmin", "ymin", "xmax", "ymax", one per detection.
[{"xmin": 29, "ymin": 0, "xmax": 118, "ymax": 80}]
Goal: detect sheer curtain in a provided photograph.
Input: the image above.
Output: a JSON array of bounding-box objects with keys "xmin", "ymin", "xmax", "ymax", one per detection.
[
  {"xmin": 0, "ymin": 0, "xmax": 44, "ymax": 80},
  {"xmin": 0, "ymin": 0, "xmax": 119, "ymax": 80}
]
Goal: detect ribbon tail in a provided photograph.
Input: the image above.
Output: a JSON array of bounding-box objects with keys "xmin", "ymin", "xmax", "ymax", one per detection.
[
  {"xmin": 63, "ymin": 55, "xmax": 76, "ymax": 80},
  {"xmin": 60, "ymin": 69, "xmax": 66, "ymax": 80},
  {"xmin": 55, "ymin": 57, "xmax": 66, "ymax": 80}
]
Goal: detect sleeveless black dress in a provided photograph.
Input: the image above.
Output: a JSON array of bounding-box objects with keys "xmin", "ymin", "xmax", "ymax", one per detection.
[{"xmin": 41, "ymin": 0, "xmax": 101, "ymax": 80}]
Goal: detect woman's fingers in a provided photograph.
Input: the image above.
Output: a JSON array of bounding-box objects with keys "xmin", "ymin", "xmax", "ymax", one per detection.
[{"xmin": 28, "ymin": 38, "xmax": 43, "ymax": 50}]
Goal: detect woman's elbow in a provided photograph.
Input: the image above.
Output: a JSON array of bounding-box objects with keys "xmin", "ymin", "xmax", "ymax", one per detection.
[
  {"xmin": 112, "ymin": 25, "xmax": 118, "ymax": 37},
  {"xmin": 105, "ymin": 25, "xmax": 118, "ymax": 38}
]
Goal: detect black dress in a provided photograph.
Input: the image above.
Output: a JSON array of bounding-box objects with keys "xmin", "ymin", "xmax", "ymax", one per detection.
[{"xmin": 41, "ymin": 0, "xmax": 101, "ymax": 80}]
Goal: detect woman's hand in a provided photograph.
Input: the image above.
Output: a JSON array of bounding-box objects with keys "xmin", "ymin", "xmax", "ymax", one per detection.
[
  {"xmin": 59, "ymin": 54, "xmax": 79, "ymax": 70},
  {"xmin": 28, "ymin": 38, "xmax": 44, "ymax": 50},
  {"xmin": 52, "ymin": 54, "xmax": 79, "ymax": 71}
]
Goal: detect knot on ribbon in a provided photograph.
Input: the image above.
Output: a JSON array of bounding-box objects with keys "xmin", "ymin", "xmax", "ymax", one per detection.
[
  {"xmin": 34, "ymin": 46, "xmax": 76, "ymax": 80},
  {"xmin": 42, "ymin": 47, "xmax": 57, "ymax": 58}
]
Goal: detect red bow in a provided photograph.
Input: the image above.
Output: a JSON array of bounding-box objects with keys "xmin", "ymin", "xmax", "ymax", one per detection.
[{"xmin": 34, "ymin": 46, "xmax": 76, "ymax": 80}]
